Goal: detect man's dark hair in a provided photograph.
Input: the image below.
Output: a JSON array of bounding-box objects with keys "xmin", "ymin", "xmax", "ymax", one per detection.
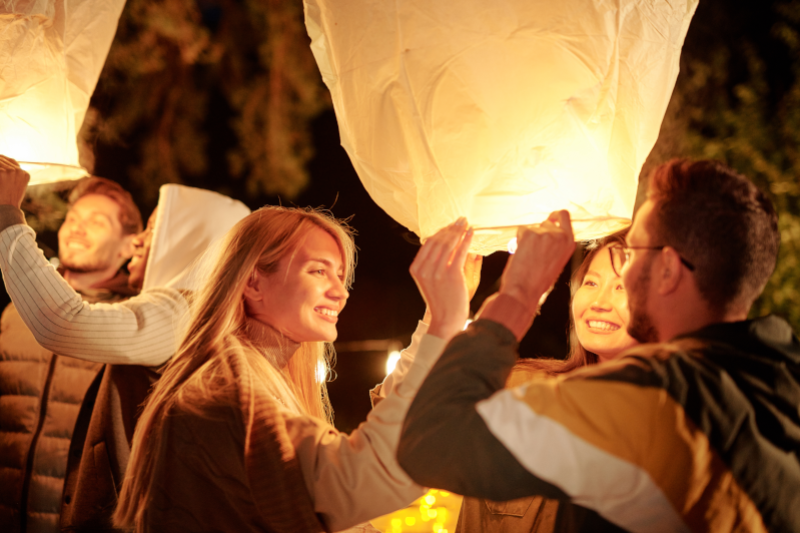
[
  {"xmin": 68, "ymin": 177, "xmax": 143, "ymax": 236},
  {"xmin": 647, "ymin": 159, "xmax": 779, "ymax": 314}
]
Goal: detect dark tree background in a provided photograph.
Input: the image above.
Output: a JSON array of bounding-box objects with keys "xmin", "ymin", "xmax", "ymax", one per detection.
[{"xmin": 5, "ymin": 0, "xmax": 799, "ymax": 431}]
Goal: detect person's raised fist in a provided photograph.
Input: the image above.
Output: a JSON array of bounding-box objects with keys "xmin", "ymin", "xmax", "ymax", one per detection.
[
  {"xmin": 0, "ymin": 155, "xmax": 30, "ymax": 209},
  {"xmin": 499, "ymin": 210, "xmax": 575, "ymax": 315}
]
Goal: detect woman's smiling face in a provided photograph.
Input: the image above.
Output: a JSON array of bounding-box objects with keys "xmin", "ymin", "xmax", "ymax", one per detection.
[
  {"xmin": 572, "ymin": 246, "xmax": 638, "ymax": 361},
  {"xmin": 246, "ymin": 226, "xmax": 349, "ymax": 343}
]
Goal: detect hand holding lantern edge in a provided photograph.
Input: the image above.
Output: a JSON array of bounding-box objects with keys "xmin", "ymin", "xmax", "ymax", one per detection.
[
  {"xmin": 411, "ymin": 218, "xmax": 476, "ymax": 340},
  {"xmin": 0, "ymin": 155, "xmax": 30, "ymax": 209}
]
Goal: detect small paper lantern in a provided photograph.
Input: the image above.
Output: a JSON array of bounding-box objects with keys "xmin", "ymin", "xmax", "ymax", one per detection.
[
  {"xmin": 0, "ymin": 0, "xmax": 125, "ymax": 185},
  {"xmin": 305, "ymin": 0, "xmax": 698, "ymax": 253}
]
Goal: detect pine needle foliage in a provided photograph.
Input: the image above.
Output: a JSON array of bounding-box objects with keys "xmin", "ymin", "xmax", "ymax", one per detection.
[
  {"xmin": 88, "ymin": 0, "xmax": 329, "ymax": 204},
  {"xmin": 644, "ymin": 0, "xmax": 800, "ymax": 329}
]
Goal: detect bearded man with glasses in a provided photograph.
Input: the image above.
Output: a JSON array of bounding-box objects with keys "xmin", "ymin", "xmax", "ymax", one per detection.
[{"xmin": 398, "ymin": 159, "xmax": 798, "ymax": 532}]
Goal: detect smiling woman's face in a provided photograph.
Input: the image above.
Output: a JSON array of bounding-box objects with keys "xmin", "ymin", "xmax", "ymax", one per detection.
[
  {"xmin": 572, "ymin": 246, "xmax": 638, "ymax": 361},
  {"xmin": 245, "ymin": 226, "xmax": 350, "ymax": 343}
]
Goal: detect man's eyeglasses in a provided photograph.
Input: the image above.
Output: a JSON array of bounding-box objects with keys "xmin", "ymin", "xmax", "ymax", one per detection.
[{"xmin": 608, "ymin": 244, "xmax": 695, "ymax": 277}]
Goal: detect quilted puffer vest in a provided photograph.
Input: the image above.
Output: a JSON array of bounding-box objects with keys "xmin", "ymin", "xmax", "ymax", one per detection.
[{"xmin": 0, "ymin": 281, "xmax": 131, "ymax": 533}]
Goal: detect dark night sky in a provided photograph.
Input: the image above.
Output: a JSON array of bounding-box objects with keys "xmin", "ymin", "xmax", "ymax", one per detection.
[{"xmin": 1, "ymin": 0, "xmax": 790, "ymax": 431}]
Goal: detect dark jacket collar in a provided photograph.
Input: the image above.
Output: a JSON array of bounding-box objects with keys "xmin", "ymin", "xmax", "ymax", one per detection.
[{"xmin": 675, "ymin": 315, "xmax": 800, "ymax": 366}]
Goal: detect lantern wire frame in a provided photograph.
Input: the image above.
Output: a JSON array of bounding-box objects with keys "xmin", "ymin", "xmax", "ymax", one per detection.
[
  {"xmin": 19, "ymin": 161, "xmax": 89, "ymax": 185},
  {"xmin": 461, "ymin": 216, "xmax": 632, "ymax": 256}
]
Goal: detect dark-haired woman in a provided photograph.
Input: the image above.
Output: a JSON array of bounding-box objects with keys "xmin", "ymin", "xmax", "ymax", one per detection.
[
  {"xmin": 456, "ymin": 229, "xmax": 636, "ymax": 533},
  {"xmin": 409, "ymin": 226, "xmax": 637, "ymax": 533}
]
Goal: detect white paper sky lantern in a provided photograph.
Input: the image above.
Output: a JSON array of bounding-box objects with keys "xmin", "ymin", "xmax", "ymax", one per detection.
[
  {"xmin": 0, "ymin": 0, "xmax": 125, "ymax": 185},
  {"xmin": 305, "ymin": 0, "xmax": 698, "ymax": 254}
]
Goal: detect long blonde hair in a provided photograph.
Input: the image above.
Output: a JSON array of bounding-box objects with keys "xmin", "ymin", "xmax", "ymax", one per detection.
[{"xmin": 114, "ymin": 206, "xmax": 356, "ymax": 529}]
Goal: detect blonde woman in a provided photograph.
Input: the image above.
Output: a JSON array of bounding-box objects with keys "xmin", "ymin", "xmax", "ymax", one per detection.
[{"xmin": 114, "ymin": 206, "xmax": 454, "ymax": 532}]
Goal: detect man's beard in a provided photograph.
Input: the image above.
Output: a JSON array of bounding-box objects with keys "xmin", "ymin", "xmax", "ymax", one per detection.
[
  {"xmin": 59, "ymin": 253, "xmax": 113, "ymax": 274},
  {"xmin": 626, "ymin": 257, "xmax": 660, "ymax": 344}
]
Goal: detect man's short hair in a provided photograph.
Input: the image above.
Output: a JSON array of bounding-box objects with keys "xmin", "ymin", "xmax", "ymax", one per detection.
[
  {"xmin": 68, "ymin": 177, "xmax": 143, "ymax": 236},
  {"xmin": 647, "ymin": 159, "xmax": 779, "ymax": 314}
]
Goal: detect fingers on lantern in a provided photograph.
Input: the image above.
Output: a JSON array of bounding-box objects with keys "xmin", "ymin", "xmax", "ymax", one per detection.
[{"xmin": 305, "ymin": 0, "xmax": 699, "ymax": 253}]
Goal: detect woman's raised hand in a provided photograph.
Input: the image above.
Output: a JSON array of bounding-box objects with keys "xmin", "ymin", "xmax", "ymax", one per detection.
[
  {"xmin": 465, "ymin": 252, "xmax": 483, "ymax": 302},
  {"xmin": 411, "ymin": 218, "xmax": 474, "ymax": 340}
]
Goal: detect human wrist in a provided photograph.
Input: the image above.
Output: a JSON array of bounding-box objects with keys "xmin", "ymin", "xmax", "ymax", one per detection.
[
  {"xmin": 0, "ymin": 205, "xmax": 26, "ymax": 232},
  {"xmin": 427, "ymin": 316, "xmax": 465, "ymax": 341},
  {"xmin": 497, "ymin": 283, "xmax": 547, "ymax": 316},
  {"xmin": 475, "ymin": 292, "xmax": 535, "ymax": 341}
]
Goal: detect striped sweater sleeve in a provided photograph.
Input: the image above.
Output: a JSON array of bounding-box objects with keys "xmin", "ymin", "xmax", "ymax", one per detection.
[{"xmin": 0, "ymin": 223, "xmax": 189, "ymax": 366}]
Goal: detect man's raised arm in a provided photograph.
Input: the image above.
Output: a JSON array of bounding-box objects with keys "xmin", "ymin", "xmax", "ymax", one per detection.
[
  {"xmin": 397, "ymin": 211, "xmax": 577, "ymax": 498},
  {"xmin": 0, "ymin": 156, "xmax": 187, "ymax": 366}
]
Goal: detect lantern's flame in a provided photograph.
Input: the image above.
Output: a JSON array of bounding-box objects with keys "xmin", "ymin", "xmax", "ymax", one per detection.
[{"xmin": 507, "ymin": 237, "xmax": 518, "ymax": 255}]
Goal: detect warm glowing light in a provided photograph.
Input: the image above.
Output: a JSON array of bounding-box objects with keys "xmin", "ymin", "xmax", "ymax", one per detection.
[
  {"xmin": 372, "ymin": 489, "xmax": 463, "ymax": 532},
  {"xmin": 507, "ymin": 237, "xmax": 518, "ymax": 255},
  {"xmin": 316, "ymin": 361, "xmax": 328, "ymax": 383},
  {"xmin": 0, "ymin": 0, "xmax": 126, "ymax": 184},
  {"xmin": 385, "ymin": 350, "xmax": 402, "ymax": 376},
  {"xmin": 424, "ymin": 494, "xmax": 436, "ymax": 505},
  {"xmin": 306, "ymin": 0, "xmax": 698, "ymax": 253}
]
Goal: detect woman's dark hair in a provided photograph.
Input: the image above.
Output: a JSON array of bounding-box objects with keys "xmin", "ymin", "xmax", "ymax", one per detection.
[{"xmin": 515, "ymin": 227, "xmax": 628, "ymax": 377}]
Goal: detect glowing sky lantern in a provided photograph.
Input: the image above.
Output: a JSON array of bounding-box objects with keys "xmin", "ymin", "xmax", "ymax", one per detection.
[
  {"xmin": 0, "ymin": 0, "xmax": 125, "ymax": 185},
  {"xmin": 305, "ymin": 0, "xmax": 699, "ymax": 253}
]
